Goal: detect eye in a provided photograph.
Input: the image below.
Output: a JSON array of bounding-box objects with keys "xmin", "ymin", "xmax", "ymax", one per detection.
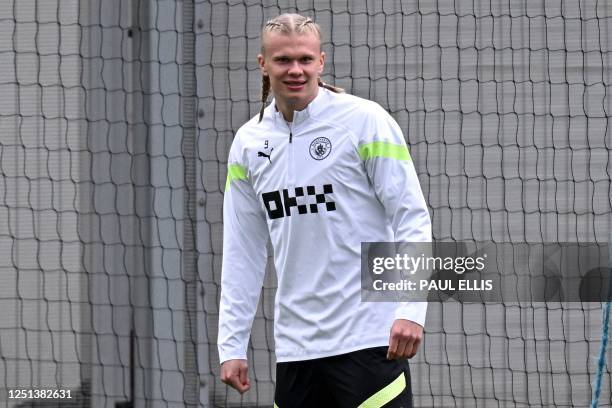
[{"xmin": 301, "ymin": 56, "xmax": 314, "ymax": 63}]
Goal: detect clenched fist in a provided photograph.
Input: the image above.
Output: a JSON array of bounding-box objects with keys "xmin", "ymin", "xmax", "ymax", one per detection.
[{"xmin": 220, "ymin": 359, "xmax": 251, "ymax": 394}]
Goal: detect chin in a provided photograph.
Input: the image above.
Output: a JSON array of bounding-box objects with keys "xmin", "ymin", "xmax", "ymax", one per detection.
[
  {"xmin": 282, "ymin": 93, "xmax": 307, "ymax": 103},
  {"xmin": 288, "ymin": 90, "xmax": 316, "ymax": 102}
]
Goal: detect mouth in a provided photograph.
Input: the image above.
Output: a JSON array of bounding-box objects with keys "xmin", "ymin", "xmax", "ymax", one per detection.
[{"xmin": 284, "ymin": 81, "xmax": 306, "ymax": 91}]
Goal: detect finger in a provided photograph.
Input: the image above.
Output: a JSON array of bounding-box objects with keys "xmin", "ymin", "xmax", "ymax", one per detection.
[
  {"xmin": 407, "ymin": 336, "xmax": 422, "ymax": 358},
  {"xmin": 227, "ymin": 374, "xmax": 248, "ymax": 394},
  {"xmin": 239, "ymin": 365, "xmax": 251, "ymax": 391},
  {"xmin": 235, "ymin": 379, "xmax": 250, "ymax": 394},
  {"xmin": 221, "ymin": 373, "xmax": 235, "ymax": 387},
  {"xmin": 220, "ymin": 367, "xmax": 246, "ymax": 393},
  {"xmin": 239, "ymin": 365, "xmax": 249, "ymax": 385},
  {"xmin": 387, "ymin": 333, "xmax": 399, "ymax": 359},
  {"xmin": 394, "ymin": 338, "xmax": 408, "ymax": 360},
  {"xmin": 220, "ymin": 368, "xmax": 231, "ymax": 384},
  {"xmin": 402, "ymin": 338, "xmax": 415, "ymax": 359},
  {"xmin": 404, "ymin": 332, "xmax": 423, "ymax": 358}
]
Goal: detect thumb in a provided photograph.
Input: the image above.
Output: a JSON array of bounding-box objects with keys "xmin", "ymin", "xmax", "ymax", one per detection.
[{"xmin": 239, "ymin": 364, "xmax": 250, "ymax": 388}]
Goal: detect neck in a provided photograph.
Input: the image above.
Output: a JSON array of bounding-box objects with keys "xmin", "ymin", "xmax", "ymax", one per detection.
[
  {"xmin": 279, "ymin": 106, "xmax": 294, "ymax": 122},
  {"xmin": 276, "ymin": 100, "xmax": 302, "ymax": 122},
  {"xmin": 275, "ymin": 87, "xmax": 319, "ymax": 122}
]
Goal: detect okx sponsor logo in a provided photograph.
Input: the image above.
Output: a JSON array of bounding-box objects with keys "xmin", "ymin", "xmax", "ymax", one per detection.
[{"xmin": 262, "ymin": 184, "xmax": 336, "ymax": 219}]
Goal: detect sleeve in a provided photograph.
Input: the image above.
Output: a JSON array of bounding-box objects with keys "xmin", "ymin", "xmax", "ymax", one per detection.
[
  {"xmin": 359, "ymin": 104, "xmax": 432, "ymax": 327},
  {"xmin": 217, "ymin": 139, "xmax": 269, "ymax": 363}
]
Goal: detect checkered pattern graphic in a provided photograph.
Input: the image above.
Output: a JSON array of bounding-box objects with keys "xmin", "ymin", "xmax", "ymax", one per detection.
[{"xmin": 262, "ymin": 184, "xmax": 336, "ymax": 219}]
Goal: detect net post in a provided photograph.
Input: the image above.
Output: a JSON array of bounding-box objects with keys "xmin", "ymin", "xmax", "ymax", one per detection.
[{"xmin": 181, "ymin": 0, "xmax": 201, "ymax": 406}]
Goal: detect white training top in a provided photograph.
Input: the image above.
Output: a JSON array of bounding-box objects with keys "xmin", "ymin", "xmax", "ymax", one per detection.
[{"xmin": 218, "ymin": 87, "xmax": 431, "ymax": 363}]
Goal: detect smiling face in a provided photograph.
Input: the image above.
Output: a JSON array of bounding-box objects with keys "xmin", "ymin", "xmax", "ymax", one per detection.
[{"xmin": 258, "ymin": 31, "xmax": 325, "ymax": 121}]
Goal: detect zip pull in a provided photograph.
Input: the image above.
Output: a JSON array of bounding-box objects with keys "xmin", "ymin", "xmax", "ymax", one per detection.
[{"xmin": 286, "ymin": 120, "xmax": 293, "ymax": 143}]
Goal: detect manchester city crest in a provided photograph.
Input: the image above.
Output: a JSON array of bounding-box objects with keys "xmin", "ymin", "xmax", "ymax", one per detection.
[{"xmin": 309, "ymin": 137, "xmax": 332, "ymax": 160}]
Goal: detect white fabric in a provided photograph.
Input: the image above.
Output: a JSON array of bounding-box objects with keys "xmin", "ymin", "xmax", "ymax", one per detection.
[{"xmin": 218, "ymin": 88, "xmax": 431, "ymax": 363}]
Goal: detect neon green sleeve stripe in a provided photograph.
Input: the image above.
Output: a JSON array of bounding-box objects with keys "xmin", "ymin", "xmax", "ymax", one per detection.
[
  {"xmin": 225, "ymin": 163, "xmax": 247, "ymax": 190},
  {"xmin": 358, "ymin": 141, "xmax": 412, "ymax": 161},
  {"xmin": 357, "ymin": 372, "xmax": 406, "ymax": 408}
]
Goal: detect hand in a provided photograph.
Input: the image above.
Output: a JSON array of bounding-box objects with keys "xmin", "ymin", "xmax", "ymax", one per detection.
[
  {"xmin": 220, "ymin": 359, "xmax": 251, "ymax": 394},
  {"xmin": 387, "ymin": 319, "xmax": 423, "ymax": 360}
]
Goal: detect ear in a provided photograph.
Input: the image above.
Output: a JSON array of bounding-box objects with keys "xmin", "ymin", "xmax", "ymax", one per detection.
[
  {"xmin": 258, "ymin": 54, "xmax": 267, "ymax": 76},
  {"xmin": 318, "ymin": 51, "xmax": 326, "ymax": 74}
]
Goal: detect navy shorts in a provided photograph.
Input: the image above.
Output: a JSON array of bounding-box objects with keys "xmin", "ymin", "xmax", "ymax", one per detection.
[{"xmin": 274, "ymin": 346, "xmax": 412, "ymax": 408}]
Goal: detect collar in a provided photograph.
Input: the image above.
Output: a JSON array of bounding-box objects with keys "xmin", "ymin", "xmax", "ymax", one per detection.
[{"xmin": 267, "ymin": 87, "xmax": 328, "ymax": 128}]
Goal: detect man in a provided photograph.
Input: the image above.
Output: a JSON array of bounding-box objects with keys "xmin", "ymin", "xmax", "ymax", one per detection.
[{"xmin": 218, "ymin": 13, "xmax": 431, "ymax": 407}]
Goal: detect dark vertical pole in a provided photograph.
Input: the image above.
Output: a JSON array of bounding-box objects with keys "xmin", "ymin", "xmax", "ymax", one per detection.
[{"xmin": 182, "ymin": 0, "xmax": 200, "ymax": 406}]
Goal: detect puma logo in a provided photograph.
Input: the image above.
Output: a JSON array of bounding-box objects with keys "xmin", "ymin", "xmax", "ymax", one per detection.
[{"xmin": 258, "ymin": 148, "xmax": 273, "ymax": 163}]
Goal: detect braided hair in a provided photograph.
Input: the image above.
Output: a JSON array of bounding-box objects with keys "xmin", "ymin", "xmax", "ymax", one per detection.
[{"xmin": 258, "ymin": 14, "xmax": 344, "ymax": 122}]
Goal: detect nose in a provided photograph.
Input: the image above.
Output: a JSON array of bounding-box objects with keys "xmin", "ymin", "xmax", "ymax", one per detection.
[{"xmin": 287, "ymin": 60, "xmax": 303, "ymax": 76}]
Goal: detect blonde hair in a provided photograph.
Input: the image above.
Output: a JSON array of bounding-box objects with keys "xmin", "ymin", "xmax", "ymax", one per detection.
[{"xmin": 258, "ymin": 13, "xmax": 344, "ymax": 122}]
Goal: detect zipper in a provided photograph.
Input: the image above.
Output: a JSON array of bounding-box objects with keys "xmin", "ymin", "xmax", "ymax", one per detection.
[
  {"xmin": 287, "ymin": 121, "xmax": 295, "ymax": 185},
  {"xmin": 286, "ymin": 119, "xmax": 293, "ymax": 143}
]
